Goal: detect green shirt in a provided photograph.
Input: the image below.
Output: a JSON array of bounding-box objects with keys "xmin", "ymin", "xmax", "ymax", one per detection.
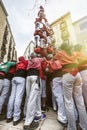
[{"xmin": 0, "ymin": 61, "xmax": 16, "ymax": 73}]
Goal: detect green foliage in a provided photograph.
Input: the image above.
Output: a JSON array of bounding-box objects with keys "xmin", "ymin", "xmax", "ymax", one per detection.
[
  {"xmin": 59, "ymin": 43, "xmax": 73, "ymax": 55},
  {"xmin": 73, "ymin": 44, "xmax": 83, "ymax": 52}
]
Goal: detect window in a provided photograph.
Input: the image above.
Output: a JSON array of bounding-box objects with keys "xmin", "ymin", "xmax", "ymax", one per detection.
[
  {"xmin": 60, "ymin": 21, "xmax": 67, "ymax": 29},
  {"xmin": 63, "ymin": 39, "xmax": 69, "ymax": 44},
  {"xmin": 80, "ymin": 21, "xmax": 87, "ymax": 30},
  {"xmin": 61, "ymin": 30, "xmax": 69, "ymax": 39}
]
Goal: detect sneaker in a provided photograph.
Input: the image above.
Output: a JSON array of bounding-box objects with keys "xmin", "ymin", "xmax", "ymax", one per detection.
[
  {"xmin": 77, "ymin": 124, "xmax": 82, "ymax": 130},
  {"xmin": 23, "ymin": 117, "xmax": 25, "ymax": 121},
  {"xmin": 57, "ymin": 119, "xmax": 67, "ymax": 127},
  {"xmin": 41, "ymin": 107, "xmax": 49, "ymax": 113},
  {"xmin": 6, "ymin": 117, "xmax": 13, "ymax": 123},
  {"xmin": 0, "ymin": 113, "xmax": 6, "ymax": 121},
  {"xmin": 41, "ymin": 106, "xmax": 46, "ymax": 112},
  {"xmin": 34, "ymin": 115, "xmax": 41, "ymax": 122},
  {"xmin": 13, "ymin": 117, "xmax": 22, "ymax": 126},
  {"xmin": 23, "ymin": 125, "xmax": 30, "ymax": 130},
  {"xmin": 34, "ymin": 113, "xmax": 46, "ymax": 122},
  {"xmin": 53, "ymin": 105, "xmax": 58, "ymax": 112},
  {"xmin": 53, "ymin": 108, "xmax": 57, "ymax": 112},
  {"xmin": 41, "ymin": 113, "xmax": 46, "ymax": 120},
  {"xmin": 30, "ymin": 121, "xmax": 39, "ymax": 130},
  {"xmin": 63, "ymin": 127, "xmax": 67, "ymax": 130},
  {"xmin": 23, "ymin": 121, "xmax": 39, "ymax": 130}
]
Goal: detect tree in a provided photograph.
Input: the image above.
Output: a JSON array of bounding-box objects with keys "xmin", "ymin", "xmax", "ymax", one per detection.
[{"xmin": 59, "ymin": 43, "xmax": 73, "ymax": 55}]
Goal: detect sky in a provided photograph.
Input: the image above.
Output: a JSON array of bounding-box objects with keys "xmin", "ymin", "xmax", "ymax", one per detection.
[{"xmin": 3, "ymin": 0, "xmax": 87, "ymax": 57}]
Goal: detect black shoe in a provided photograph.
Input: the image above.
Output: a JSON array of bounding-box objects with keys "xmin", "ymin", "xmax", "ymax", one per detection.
[
  {"xmin": 42, "ymin": 107, "xmax": 49, "ymax": 113},
  {"xmin": 63, "ymin": 127, "xmax": 67, "ymax": 130},
  {"xmin": 30, "ymin": 121, "xmax": 39, "ymax": 130},
  {"xmin": 23, "ymin": 121, "xmax": 39, "ymax": 130},
  {"xmin": 0, "ymin": 113, "xmax": 6, "ymax": 121},
  {"xmin": 77, "ymin": 124, "xmax": 82, "ymax": 130},
  {"xmin": 57, "ymin": 119, "xmax": 67, "ymax": 127},
  {"xmin": 13, "ymin": 118, "xmax": 22, "ymax": 126},
  {"xmin": 23, "ymin": 125, "xmax": 30, "ymax": 130},
  {"xmin": 41, "ymin": 106, "xmax": 46, "ymax": 111},
  {"xmin": 53, "ymin": 109, "xmax": 57, "ymax": 112},
  {"xmin": 6, "ymin": 117, "xmax": 13, "ymax": 123}
]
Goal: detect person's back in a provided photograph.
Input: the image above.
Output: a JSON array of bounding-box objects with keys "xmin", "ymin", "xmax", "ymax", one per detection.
[
  {"xmin": 27, "ymin": 53, "xmax": 43, "ymax": 77},
  {"xmin": 54, "ymin": 50, "xmax": 78, "ymax": 65},
  {"xmin": 0, "ymin": 61, "xmax": 16, "ymax": 74},
  {"xmin": 24, "ymin": 53, "xmax": 46, "ymax": 129},
  {"xmin": 14, "ymin": 56, "xmax": 28, "ymax": 78},
  {"xmin": 0, "ymin": 61, "xmax": 16, "ymax": 93},
  {"xmin": 59, "ymin": 50, "xmax": 87, "ymax": 129},
  {"xmin": 0, "ymin": 65, "xmax": 16, "ymax": 119},
  {"xmin": 7, "ymin": 56, "xmax": 28, "ymax": 126}
]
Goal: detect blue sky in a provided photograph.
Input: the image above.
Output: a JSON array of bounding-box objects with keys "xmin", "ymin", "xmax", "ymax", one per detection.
[{"xmin": 3, "ymin": 0, "xmax": 87, "ymax": 57}]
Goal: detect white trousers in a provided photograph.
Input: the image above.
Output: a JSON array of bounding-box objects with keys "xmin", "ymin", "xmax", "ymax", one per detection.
[
  {"xmin": 24, "ymin": 75, "xmax": 41, "ymax": 126},
  {"xmin": 0, "ymin": 79, "xmax": 4, "ymax": 93},
  {"xmin": 52, "ymin": 77, "xmax": 67, "ymax": 123},
  {"xmin": 7, "ymin": 77, "xmax": 25, "ymax": 121},
  {"xmin": 40, "ymin": 79, "xmax": 46, "ymax": 98},
  {"xmin": 0, "ymin": 78, "xmax": 10, "ymax": 113},
  {"xmin": 62, "ymin": 72, "xmax": 87, "ymax": 130},
  {"xmin": 80, "ymin": 69, "xmax": 87, "ymax": 107}
]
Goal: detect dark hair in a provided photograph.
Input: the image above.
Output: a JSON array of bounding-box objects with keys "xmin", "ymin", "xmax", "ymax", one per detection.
[
  {"xmin": 30, "ymin": 53, "xmax": 36, "ymax": 58},
  {"xmin": 11, "ymin": 60, "xmax": 17, "ymax": 62}
]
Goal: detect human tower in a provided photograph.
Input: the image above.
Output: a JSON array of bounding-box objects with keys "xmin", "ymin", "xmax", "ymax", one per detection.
[{"xmin": 34, "ymin": 6, "xmax": 53, "ymax": 57}]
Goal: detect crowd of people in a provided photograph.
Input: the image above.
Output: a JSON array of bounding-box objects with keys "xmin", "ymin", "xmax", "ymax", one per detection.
[{"xmin": 0, "ymin": 45, "xmax": 87, "ymax": 130}]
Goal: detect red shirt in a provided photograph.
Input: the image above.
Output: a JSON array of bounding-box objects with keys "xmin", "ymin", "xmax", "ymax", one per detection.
[
  {"xmin": 27, "ymin": 57, "xmax": 43, "ymax": 71},
  {"xmin": 16, "ymin": 60, "xmax": 28, "ymax": 71},
  {"xmin": 9, "ymin": 66, "xmax": 16, "ymax": 74}
]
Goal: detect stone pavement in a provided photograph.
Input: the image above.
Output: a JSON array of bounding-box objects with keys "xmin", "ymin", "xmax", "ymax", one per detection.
[{"xmin": 0, "ymin": 108, "xmax": 65, "ymax": 130}]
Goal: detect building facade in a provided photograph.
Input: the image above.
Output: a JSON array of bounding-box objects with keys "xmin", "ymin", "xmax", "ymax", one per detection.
[
  {"xmin": 0, "ymin": 0, "xmax": 7, "ymax": 49},
  {"xmin": 0, "ymin": 0, "xmax": 17, "ymax": 62},
  {"xmin": 5, "ymin": 19, "xmax": 17, "ymax": 61},
  {"xmin": 73, "ymin": 16, "xmax": 87, "ymax": 52},
  {"xmin": 50, "ymin": 12, "xmax": 77, "ymax": 48},
  {"xmin": 23, "ymin": 41, "xmax": 35, "ymax": 59}
]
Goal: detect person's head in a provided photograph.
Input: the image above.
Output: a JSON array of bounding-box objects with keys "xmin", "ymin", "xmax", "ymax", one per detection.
[
  {"xmin": 38, "ymin": 6, "xmax": 45, "ymax": 18},
  {"xmin": 59, "ymin": 43, "xmax": 73, "ymax": 55},
  {"xmin": 18, "ymin": 56, "xmax": 25, "ymax": 61},
  {"xmin": 11, "ymin": 59, "xmax": 17, "ymax": 62},
  {"xmin": 73, "ymin": 44, "xmax": 83, "ymax": 52},
  {"xmin": 47, "ymin": 54, "xmax": 53, "ymax": 60},
  {"xmin": 30, "ymin": 52, "xmax": 36, "ymax": 59}
]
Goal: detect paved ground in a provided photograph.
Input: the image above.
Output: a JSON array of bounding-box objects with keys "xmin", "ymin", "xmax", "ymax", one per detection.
[{"xmin": 0, "ymin": 108, "xmax": 65, "ymax": 130}]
